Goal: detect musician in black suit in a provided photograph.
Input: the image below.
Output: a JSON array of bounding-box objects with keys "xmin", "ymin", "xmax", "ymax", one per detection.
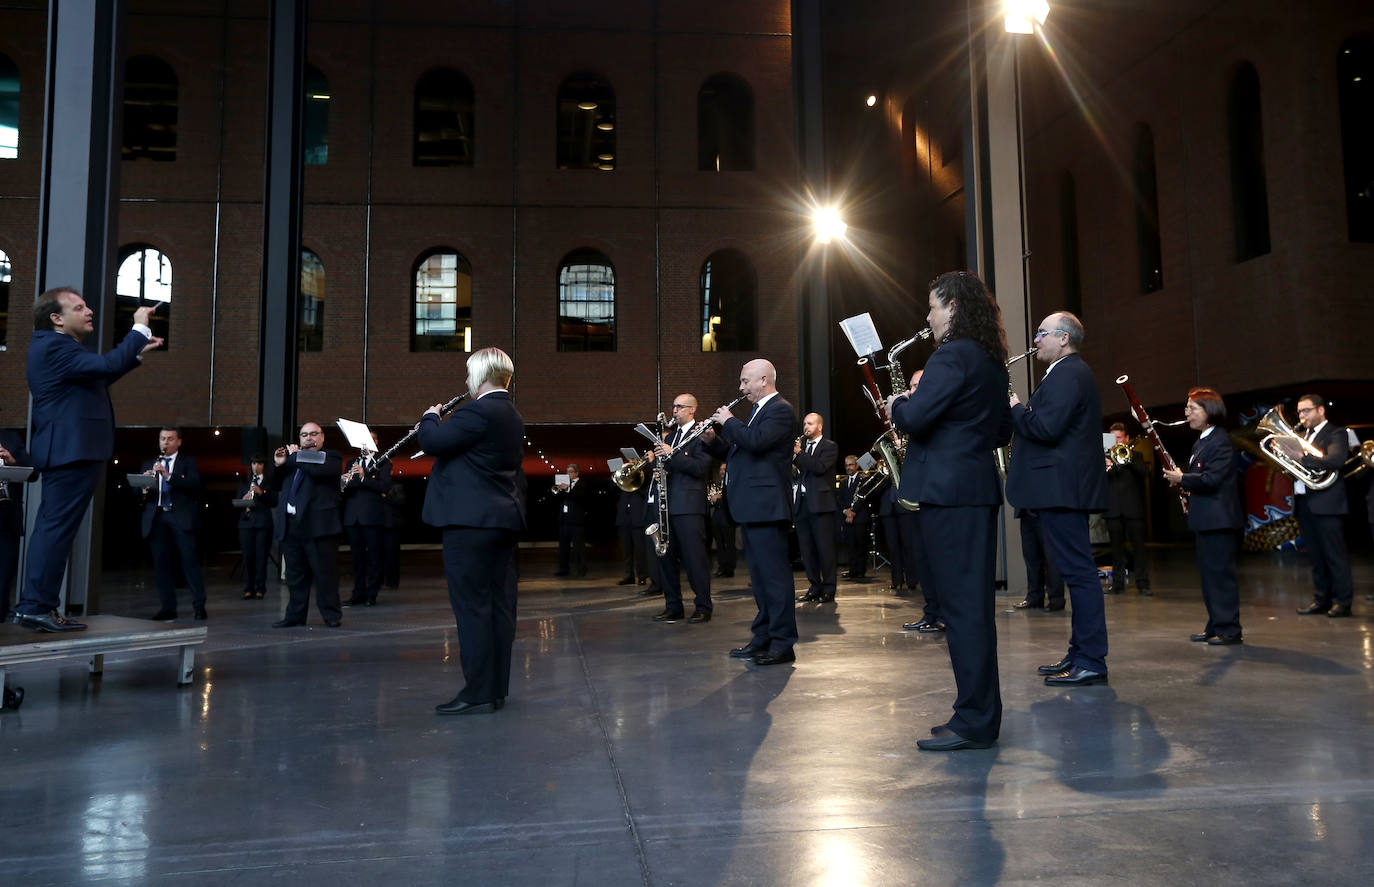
[
  {"xmin": 1104, "ymin": 422, "xmax": 1151, "ymax": 595},
  {"xmin": 1163, "ymin": 387, "xmax": 1243, "ymax": 644},
  {"xmin": 704, "ymin": 358, "xmax": 798, "ymax": 666},
  {"xmin": 141, "ymin": 428, "xmax": 208, "ymax": 621},
  {"xmin": 381, "ymin": 482, "xmax": 406, "ymax": 589},
  {"xmin": 838, "ymin": 455, "xmax": 869, "ymax": 579},
  {"xmin": 341, "ymin": 435, "xmax": 394, "ymax": 607},
  {"xmin": 1007, "ymin": 311, "xmax": 1111, "ymax": 688},
  {"xmin": 236, "ymin": 456, "xmax": 274, "ymax": 600},
  {"xmin": 872, "ymin": 475, "xmax": 917, "ymax": 593},
  {"xmin": 0, "ymin": 430, "xmax": 31, "ymax": 624},
  {"xmin": 270, "ymin": 421, "xmax": 344, "ymax": 627},
  {"xmin": 793, "ymin": 413, "xmax": 839, "ymax": 603},
  {"xmin": 886, "ymin": 271, "xmax": 1012, "ymax": 751},
  {"xmin": 1291, "ymin": 394, "xmax": 1356, "ymax": 618},
  {"xmin": 615, "ymin": 483, "xmax": 649, "ymax": 585},
  {"xmin": 648, "ymin": 394, "xmax": 714, "ymax": 622},
  {"xmin": 419, "ymin": 347, "xmax": 526, "ymax": 715},
  {"xmin": 709, "ymin": 464, "xmax": 736, "ymax": 577},
  {"xmin": 1014, "ymin": 508, "xmax": 1065, "ymax": 611},
  {"xmin": 553, "ymin": 463, "xmax": 591, "ymax": 577}
]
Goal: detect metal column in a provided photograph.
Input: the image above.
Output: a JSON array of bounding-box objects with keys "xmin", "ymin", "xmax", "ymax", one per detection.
[{"xmin": 792, "ymin": 0, "xmax": 831, "ymax": 421}]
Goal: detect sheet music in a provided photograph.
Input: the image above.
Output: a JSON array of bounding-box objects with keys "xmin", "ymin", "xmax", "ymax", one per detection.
[
  {"xmin": 554, "ymin": 474, "xmax": 570, "ymax": 487},
  {"xmin": 336, "ymin": 418, "xmax": 376, "ymax": 452},
  {"xmin": 607, "ymin": 458, "xmax": 625, "ymax": 472},
  {"xmin": 619, "ymin": 447, "xmax": 641, "ymax": 462},
  {"xmin": 839, "ymin": 313, "xmax": 883, "ymax": 357},
  {"xmin": 856, "ymin": 453, "xmax": 877, "ymax": 471}
]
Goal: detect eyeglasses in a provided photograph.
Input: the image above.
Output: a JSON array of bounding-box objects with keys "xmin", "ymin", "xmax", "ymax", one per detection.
[
  {"xmin": 1033, "ymin": 329, "xmax": 1068, "ymax": 342},
  {"xmin": 671, "ymin": 404, "xmax": 691, "ymax": 411},
  {"xmin": 1183, "ymin": 405, "xmax": 1203, "ymax": 414},
  {"xmin": 1295, "ymin": 407, "xmax": 1315, "ymax": 416}
]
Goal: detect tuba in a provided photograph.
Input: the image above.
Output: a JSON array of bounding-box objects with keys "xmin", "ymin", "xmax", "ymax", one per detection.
[{"xmin": 1255, "ymin": 406, "xmax": 1337, "ymax": 490}]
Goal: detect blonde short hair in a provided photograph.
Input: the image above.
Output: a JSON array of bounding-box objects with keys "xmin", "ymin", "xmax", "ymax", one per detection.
[{"xmin": 468, "ymin": 346, "xmax": 514, "ymax": 388}]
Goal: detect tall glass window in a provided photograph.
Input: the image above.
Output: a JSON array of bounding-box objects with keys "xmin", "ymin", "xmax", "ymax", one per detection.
[
  {"xmin": 304, "ymin": 65, "xmax": 329, "ymax": 166},
  {"xmin": 0, "ymin": 248, "xmax": 10, "ymax": 350},
  {"xmin": 557, "ymin": 250, "xmax": 615, "ymax": 351},
  {"xmin": 556, "ymin": 73, "xmax": 615, "ymax": 170},
  {"xmin": 1228, "ymin": 62, "xmax": 1271, "ymax": 261},
  {"xmin": 412, "ymin": 249, "xmax": 472, "ymax": 353},
  {"xmin": 0, "ymin": 53, "xmax": 18, "ymax": 159},
  {"xmin": 698, "ymin": 74, "xmax": 754, "ymax": 171},
  {"xmin": 700, "ymin": 250, "xmax": 757, "ymax": 352},
  {"xmin": 1338, "ymin": 37, "xmax": 1374, "ymax": 242},
  {"xmin": 414, "ymin": 69, "xmax": 474, "ymax": 167},
  {"xmin": 123, "ymin": 56, "xmax": 178, "ymax": 161},
  {"xmin": 299, "ymin": 250, "xmax": 324, "ymax": 351},
  {"xmin": 116, "ymin": 246, "xmax": 172, "ymax": 347},
  {"xmin": 1133, "ymin": 125, "xmax": 1164, "ymax": 294}
]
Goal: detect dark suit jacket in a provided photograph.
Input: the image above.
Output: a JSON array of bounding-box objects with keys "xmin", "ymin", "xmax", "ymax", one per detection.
[
  {"xmin": 837, "ymin": 473, "xmax": 869, "ymax": 520},
  {"xmin": 1179, "ymin": 428, "xmax": 1242, "ymax": 532},
  {"xmin": 27, "ymin": 327, "xmax": 147, "ymax": 469},
  {"xmin": 418, "ymin": 390, "xmax": 525, "ymax": 531},
  {"xmin": 555, "ymin": 478, "xmax": 594, "ymax": 525},
  {"xmin": 1005, "ymin": 352, "xmax": 1109, "ymax": 512},
  {"xmin": 793, "ymin": 437, "xmax": 838, "ymax": 513},
  {"xmin": 891, "ymin": 338, "xmax": 1012, "ymax": 507},
  {"xmin": 0, "ymin": 430, "xmax": 30, "ymax": 536},
  {"xmin": 705, "ymin": 393, "xmax": 796, "ymax": 524},
  {"xmin": 342, "ymin": 456, "xmax": 394, "ymax": 526},
  {"xmin": 661, "ymin": 425, "xmax": 710, "ymax": 517},
  {"xmin": 237, "ymin": 474, "xmax": 275, "ymax": 529},
  {"xmin": 140, "ymin": 453, "xmax": 203, "ymax": 536},
  {"xmin": 271, "ymin": 449, "xmax": 344, "ymax": 540},
  {"xmin": 616, "ymin": 487, "xmax": 648, "ymax": 527},
  {"xmin": 1105, "ymin": 450, "xmax": 1147, "ymax": 519},
  {"xmin": 1297, "ymin": 422, "xmax": 1349, "ymax": 516}
]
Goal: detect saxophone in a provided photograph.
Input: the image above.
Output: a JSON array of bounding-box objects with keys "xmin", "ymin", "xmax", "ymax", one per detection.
[{"xmin": 857, "ymin": 329, "xmax": 930, "ymax": 511}]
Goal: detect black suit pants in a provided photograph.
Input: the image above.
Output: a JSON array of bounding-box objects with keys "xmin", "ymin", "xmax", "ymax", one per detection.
[
  {"xmin": 442, "ymin": 526, "xmax": 518, "ymax": 704},
  {"xmin": 794, "ymin": 498, "xmax": 837, "ymax": 597},
  {"xmin": 880, "ymin": 511, "xmax": 921, "ymax": 589},
  {"xmin": 281, "ymin": 518, "xmax": 341, "ymax": 624},
  {"xmin": 17, "ymin": 461, "xmax": 102, "ymax": 614},
  {"xmin": 659, "ymin": 513, "xmax": 712, "ymax": 614},
  {"xmin": 712, "ymin": 519, "xmax": 737, "ymax": 574},
  {"xmin": 1105, "ymin": 515, "xmax": 1150, "ymax": 590},
  {"xmin": 1037, "ymin": 509, "xmax": 1108, "ymax": 674},
  {"xmin": 382, "ymin": 526, "xmax": 402, "ymax": 588},
  {"xmin": 0, "ymin": 528, "xmax": 18, "ymax": 621},
  {"xmin": 149, "ymin": 512, "xmax": 207, "ymax": 612},
  {"xmin": 345, "ymin": 523, "xmax": 384, "ymax": 601},
  {"xmin": 916, "ymin": 504, "xmax": 1001, "ymax": 744},
  {"xmin": 619, "ymin": 520, "xmax": 649, "ymax": 580},
  {"xmin": 238, "ymin": 525, "xmax": 272, "ymax": 595},
  {"xmin": 842, "ymin": 514, "xmax": 867, "ymax": 576},
  {"xmin": 558, "ymin": 519, "xmax": 586, "ymax": 575},
  {"xmin": 1195, "ymin": 529, "xmax": 1242, "ymax": 639},
  {"xmin": 1019, "ymin": 514, "xmax": 1064, "ymax": 608},
  {"xmin": 740, "ymin": 521, "xmax": 797, "ymax": 653},
  {"xmin": 1295, "ymin": 496, "xmax": 1353, "ymax": 607}
]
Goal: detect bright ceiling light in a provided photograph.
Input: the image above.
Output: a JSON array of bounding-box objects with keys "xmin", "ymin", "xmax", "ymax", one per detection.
[
  {"xmin": 596, "ymin": 121, "xmax": 615, "ymax": 131},
  {"xmin": 811, "ymin": 206, "xmax": 847, "ymax": 244},
  {"xmin": 865, "ymin": 94, "xmax": 877, "ymax": 107},
  {"xmin": 1004, "ymin": 0, "xmax": 1049, "ymax": 34},
  {"xmin": 577, "ymin": 101, "xmax": 598, "ymax": 110}
]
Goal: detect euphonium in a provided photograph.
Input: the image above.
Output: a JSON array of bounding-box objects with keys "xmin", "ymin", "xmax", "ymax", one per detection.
[
  {"xmin": 1107, "ymin": 442, "xmax": 1133, "ymax": 467},
  {"xmin": 1256, "ymin": 406, "xmax": 1338, "ymax": 490}
]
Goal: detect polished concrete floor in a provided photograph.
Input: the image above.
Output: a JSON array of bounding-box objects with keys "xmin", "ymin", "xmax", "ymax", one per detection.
[{"xmin": 2, "ymin": 544, "xmax": 1372, "ymax": 886}]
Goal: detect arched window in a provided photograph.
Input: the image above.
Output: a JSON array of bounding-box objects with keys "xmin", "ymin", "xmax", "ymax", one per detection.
[
  {"xmin": 1338, "ymin": 36, "xmax": 1374, "ymax": 242},
  {"xmin": 1228, "ymin": 62, "xmax": 1271, "ymax": 261},
  {"xmin": 116, "ymin": 246, "xmax": 172, "ymax": 347},
  {"xmin": 299, "ymin": 250, "xmax": 324, "ymax": 351},
  {"xmin": 0, "ymin": 248, "xmax": 11, "ymax": 350},
  {"xmin": 698, "ymin": 74, "xmax": 753, "ymax": 171},
  {"xmin": 123, "ymin": 56, "xmax": 177, "ymax": 161},
  {"xmin": 1132, "ymin": 125, "xmax": 1164, "ymax": 294},
  {"xmin": 303, "ymin": 64, "xmax": 329, "ymax": 166},
  {"xmin": 700, "ymin": 250, "xmax": 757, "ymax": 352},
  {"xmin": 0, "ymin": 53, "xmax": 18, "ymax": 159},
  {"xmin": 414, "ymin": 69, "xmax": 474, "ymax": 167},
  {"xmin": 557, "ymin": 250, "xmax": 615, "ymax": 351},
  {"xmin": 412, "ymin": 249, "xmax": 472, "ymax": 353},
  {"xmin": 557, "ymin": 73, "xmax": 615, "ymax": 170},
  {"xmin": 1060, "ymin": 172, "xmax": 1083, "ymax": 318}
]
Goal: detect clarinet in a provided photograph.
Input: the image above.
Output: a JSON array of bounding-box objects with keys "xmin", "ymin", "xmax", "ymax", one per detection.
[{"xmin": 377, "ymin": 392, "xmax": 471, "ymax": 465}]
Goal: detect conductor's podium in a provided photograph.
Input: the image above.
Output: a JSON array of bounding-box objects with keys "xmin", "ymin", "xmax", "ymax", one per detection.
[{"xmin": 0, "ymin": 616, "xmax": 207, "ymax": 708}]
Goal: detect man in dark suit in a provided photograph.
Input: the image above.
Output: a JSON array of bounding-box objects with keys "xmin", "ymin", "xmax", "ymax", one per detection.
[
  {"xmin": 648, "ymin": 394, "xmax": 714, "ymax": 623},
  {"xmin": 838, "ymin": 455, "xmax": 869, "ymax": 580},
  {"xmin": 887, "ymin": 272, "xmax": 1012, "ymax": 751},
  {"xmin": 1292, "ymin": 394, "xmax": 1356, "ymax": 618},
  {"xmin": 615, "ymin": 482, "xmax": 649, "ymax": 585},
  {"xmin": 1014, "ymin": 508, "xmax": 1065, "ymax": 611},
  {"xmin": 793, "ymin": 413, "xmax": 839, "ymax": 603},
  {"xmin": 871, "ymin": 474, "xmax": 918, "ymax": 594},
  {"xmin": 270, "ymin": 421, "xmax": 344, "ymax": 628},
  {"xmin": 341, "ymin": 436, "xmax": 394, "ymax": 607},
  {"xmin": 419, "ymin": 347, "xmax": 526, "ymax": 715},
  {"xmin": 1007, "ymin": 311, "xmax": 1111, "ymax": 687},
  {"xmin": 554, "ymin": 463, "xmax": 592, "ymax": 576},
  {"xmin": 141, "ymin": 427, "xmax": 208, "ymax": 621},
  {"xmin": 236, "ymin": 455, "xmax": 273, "ymax": 600},
  {"xmin": 0, "ymin": 430, "xmax": 31, "ymax": 624},
  {"xmin": 709, "ymin": 464, "xmax": 736, "ymax": 578},
  {"xmin": 704, "ymin": 358, "xmax": 798, "ymax": 666},
  {"xmin": 1104, "ymin": 422, "xmax": 1151, "ymax": 595},
  {"xmin": 14, "ymin": 288, "xmax": 162, "ymax": 633}
]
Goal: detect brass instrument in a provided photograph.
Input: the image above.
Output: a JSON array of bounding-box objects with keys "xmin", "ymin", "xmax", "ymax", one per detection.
[
  {"xmin": 1107, "ymin": 442, "xmax": 1133, "ymax": 467},
  {"xmin": 612, "ymin": 455, "xmax": 649, "ymax": 492},
  {"xmin": 1255, "ymin": 406, "xmax": 1338, "ymax": 490},
  {"xmin": 1345, "ymin": 439, "xmax": 1374, "ymax": 478},
  {"xmin": 707, "ymin": 482, "xmax": 723, "ymax": 503},
  {"xmin": 996, "ymin": 347, "xmax": 1037, "ymax": 478},
  {"xmin": 856, "ymin": 329, "xmax": 929, "ymax": 511},
  {"xmin": 853, "ymin": 461, "xmax": 892, "ymax": 502}
]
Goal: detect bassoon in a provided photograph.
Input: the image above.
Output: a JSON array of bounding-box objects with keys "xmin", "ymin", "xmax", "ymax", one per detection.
[{"xmin": 1116, "ymin": 375, "xmax": 1189, "ymax": 514}]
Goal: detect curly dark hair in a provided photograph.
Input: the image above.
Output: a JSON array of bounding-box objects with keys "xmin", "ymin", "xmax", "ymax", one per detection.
[{"xmin": 927, "ymin": 271, "xmax": 1008, "ymax": 364}]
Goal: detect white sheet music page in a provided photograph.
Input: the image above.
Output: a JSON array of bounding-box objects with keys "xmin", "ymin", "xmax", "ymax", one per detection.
[
  {"xmin": 336, "ymin": 418, "xmax": 376, "ymax": 452},
  {"xmin": 839, "ymin": 313, "xmax": 883, "ymax": 357}
]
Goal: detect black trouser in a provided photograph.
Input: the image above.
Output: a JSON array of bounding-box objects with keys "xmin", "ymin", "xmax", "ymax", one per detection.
[
  {"xmin": 880, "ymin": 512, "xmax": 920, "ymax": 588},
  {"xmin": 740, "ymin": 521, "xmax": 797, "ymax": 654},
  {"xmin": 238, "ymin": 525, "xmax": 272, "ymax": 596},
  {"xmin": 1038, "ymin": 509, "xmax": 1108, "ymax": 674},
  {"xmin": 794, "ymin": 499, "xmax": 837, "ymax": 598},
  {"xmin": 842, "ymin": 514, "xmax": 868, "ymax": 576},
  {"xmin": 149, "ymin": 512, "xmax": 207, "ymax": 613},
  {"xmin": 1105, "ymin": 515, "xmax": 1150, "ymax": 590},
  {"xmin": 659, "ymin": 513, "xmax": 712, "ymax": 614},
  {"xmin": 1295, "ymin": 496, "xmax": 1354, "ymax": 607},
  {"xmin": 1195, "ymin": 529, "xmax": 1242, "ymax": 639},
  {"xmin": 382, "ymin": 526, "xmax": 402, "ymax": 588},
  {"xmin": 345, "ymin": 523, "xmax": 384, "ymax": 602},
  {"xmin": 443, "ymin": 526, "xmax": 518, "ymax": 704},
  {"xmin": 713, "ymin": 519, "xmax": 737, "ymax": 574},
  {"xmin": 618, "ymin": 521, "xmax": 649, "ymax": 580},
  {"xmin": 280, "ymin": 519, "xmax": 341, "ymax": 624},
  {"xmin": 0, "ymin": 528, "xmax": 18, "ymax": 622},
  {"xmin": 1019, "ymin": 513, "xmax": 1064, "ymax": 608},
  {"xmin": 558, "ymin": 520, "xmax": 586, "ymax": 575}
]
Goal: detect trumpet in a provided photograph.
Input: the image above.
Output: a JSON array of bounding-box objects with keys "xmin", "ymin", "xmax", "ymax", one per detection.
[{"xmin": 1255, "ymin": 405, "xmax": 1338, "ymax": 490}]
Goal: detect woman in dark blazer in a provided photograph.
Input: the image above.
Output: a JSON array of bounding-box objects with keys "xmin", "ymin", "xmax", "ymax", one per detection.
[{"xmin": 1163, "ymin": 387, "xmax": 1244, "ymax": 645}]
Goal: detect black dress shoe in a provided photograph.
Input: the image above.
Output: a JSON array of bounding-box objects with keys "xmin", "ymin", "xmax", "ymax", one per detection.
[
  {"xmin": 13, "ymin": 610, "xmax": 87, "ymax": 632},
  {"xmin": 1014, "ymin": 599, "xmax": 1039, "ymax": 610},
  {"xmin": 1045, "ymin": 665, "xmax": 1108, "ymax": 686},
  {"xmin": 918, "ymin": 620, "xmax": 946, "ymax": 632},
  {"xmin": 903, "ymin": 618, "xmax": 937, "ymax": 631},
  {"xmin": 242, "ymin": 590, "xmax": 255, "ymax": 600},
  {"xmin": 930, "ymin": 724, "xmax": 952, "ymax": 736},
  {"xmin": 917, "ymin": 733, "xmax": 993, "ymax": 751},
  {"xmin": 272, "ymin": 618, "xmax": 305, "ymax": 628},
  {"xmin": 637, "ymin": 578, "xmax": 647, "ymax": 585},
  {"xmin": 1327, "ymin": 604, "xmax": 1352, "ymax": 618},
  {"xmin": 652, "ymin": 609, "xmax": 684, "ymax": 622},
  {"xmin": 493, "ymin": 698, "xmax": 505, "ymax": 710},
  {"xmin": 643, "ymin": 586, "xmax": 663, "ymax": 596},
  {"xmin": 729, "ymin": 644, "xmax": 766, "ymax": 658},
  {"xmin": 687, "ymin": 610, "xmax": 711, "ymax": 624},
  {"xmin": 193, "ymin": 606, "xmax": 207, "ymax": 621},
  {"xmin": 324, "ymin": 619, "xmax": 342, "ymax": 627},
  {"xmin": 1297, "ymin": 601, "xmax": 1331, "ymax": 615},
  {"xmin": 343, "ymin": 597, "xmax": 365, "ymax": 608},
  {"xmin": 796, "ymin": 590, "xmax": 825, "ymax": 602},
  {"xmin": 435, "ymin": 698, "xmax": 496, "ymax": 715},
  {"xmin": 1206, "ymin": 634, "xmax": 1242, "ymax": 645},
  {"xmin": 1190, "ymin": 632, "xmax": 1216, "ymax": 642},
  {"xmin": 1138, "ymin": 587, "xmax": 1153, "ymax": 596},
  {"xmin": 1044, "ymin": 602, "xmax": 1065, "ymax": 611},
  {"xmin": 1037, "ymin": 656, "xmax": 1073, "ymax": 675},
  {"xmin": 1106, "ymin": 586, "xmax": 1124, "ymax": 595},
  {"xmin": 751, "ymin": 648, "xmax": 796, "ymax": 666},
  {"xmin": 150, "ymin": 609, "xmax": 177, "ymax": 622},
  {"xmin": 552, "ymin": 570, "xmax": 570, "ymax": 577},
  {"xmin": 616, "ymin": 577, "xmax": 636, "ymax": 586}
]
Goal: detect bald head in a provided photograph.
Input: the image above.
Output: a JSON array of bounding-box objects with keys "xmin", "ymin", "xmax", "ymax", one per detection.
[
  {"xmin": 803, "ymin": 412, "xmax": 823, "ymax": 440},
  {"xmin": 671, "ymin": 393, "xmax": 698, "ymax": 425},
  {"xmin": 739, "ymin": 359, "xmax": 778, "ymax": 403}
]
